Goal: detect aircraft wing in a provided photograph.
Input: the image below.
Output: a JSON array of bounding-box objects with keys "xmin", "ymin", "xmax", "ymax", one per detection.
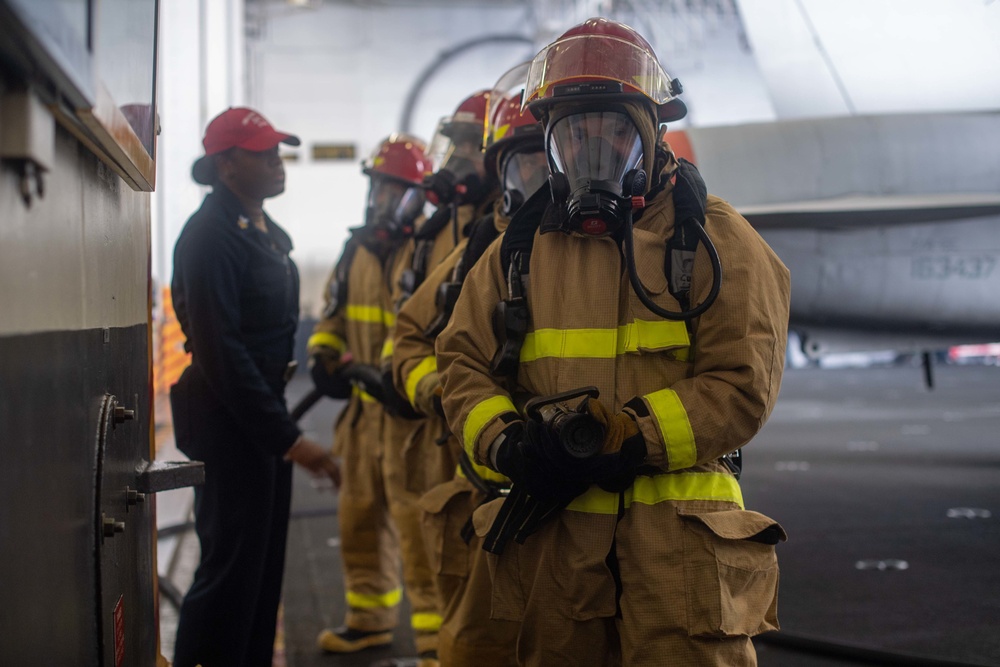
[
  {"xmin": 739, "ymin": 193, "xmax": 1000, "ymax": 229},
  {"xmin": 665, "ymin": 112, "xmax": 1000, "ymax": 357}
]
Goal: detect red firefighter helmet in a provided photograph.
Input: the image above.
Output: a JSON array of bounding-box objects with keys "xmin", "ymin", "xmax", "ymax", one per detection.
[
  {"xmin": 440, "ymin": 90, "xmax": 490, "ymax": 146},
  {"xmin": 483, "ymin": 63, "xmax": 543, "ymax": 178},
  {"xmin": 362, "ymin": 134, "xmax": 432, "ymax": 186},
  {"xmin": 523, "ymin": 17, "xmax": 686, "ymax": 123},
  {"xmin": 484, "ymin": 93, "xmax": 543, "ymax": 178},
  {"xmin": 362, "ymin": 134, "xmax": 430, "ymax": 238}
]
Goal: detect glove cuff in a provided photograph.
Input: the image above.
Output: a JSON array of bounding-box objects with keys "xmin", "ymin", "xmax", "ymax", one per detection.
[
  {"xmin": 620, "ymin": 427, "xmax": 647, "ymax": 467},
  {"xmin": 491, "ymin": 422, "xmax": 524, "ymax": 477}
]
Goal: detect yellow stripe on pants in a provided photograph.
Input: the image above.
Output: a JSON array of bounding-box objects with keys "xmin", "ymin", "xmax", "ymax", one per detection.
[
  {"xmin": 412, "ymin": 612, "xmax": 444, "ymax": 632},
  {"xmin": 346, "ymin": 587, "xmax": 403, "ymax": 609}
]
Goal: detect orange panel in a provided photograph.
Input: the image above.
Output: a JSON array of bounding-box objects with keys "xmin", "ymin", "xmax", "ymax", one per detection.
[{"xmin": 663, "ymin": 129, "xmax": 696, "ymax": 164}]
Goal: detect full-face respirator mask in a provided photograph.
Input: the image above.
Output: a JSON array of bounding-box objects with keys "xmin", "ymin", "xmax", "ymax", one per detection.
[
  {"xmin": 543, "ymin": 102, "xmax": 648, "ymax": 238},
  {"xmin": 365, "ymin": 175, "xmax": 425, "ymax": 241},
  {"xmin": 425, "ymin": 123, "xmax": 491, "ymax": 207},
  {"xmin": 536, "ymin": 85, "xmax": 722, "ymax": 321},
  {"xmin": 499, "ymin": 145, "xmax": 548, "ymax": 216}
]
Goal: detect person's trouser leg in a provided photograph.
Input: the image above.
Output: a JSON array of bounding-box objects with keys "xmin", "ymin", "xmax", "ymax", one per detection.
[
  {"xmin": 337, "ymin": 403, "xmax": 402, "ymax": 632},
  {"xmin": 384, "ymin": 417, "xmax": 449, "ymax": 655},
  {"xmin": 173, "ymin": 450, "xmax": 287, "ymax": 667},
  {"xmin": 430, "ymin": 485, "xmax": 519, "ymax": 667},
  {"xmin": 477, "ymin": 508, "xmax": 621, "ymax": 667},
  {"xmin": 616, "ymin": 500, "xmax": 771, "ymax": 666},
  {"xmin": 244, "ymin": 461, "xmax": 293, "ymax": 665}
]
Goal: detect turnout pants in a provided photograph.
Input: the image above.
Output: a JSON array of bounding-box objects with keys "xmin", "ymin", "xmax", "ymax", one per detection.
[
  {"xmin": 335, "ymin": 394, "xmax": 403, "ymax": 632},
  {"xmin": 471, "ymin": 473, "xmax": 784, "ymax": 667},
  {"xmin": 420, "ymin": 476, "xmax": 519, "ymax": 667},
  {"xmin": 382, "ymin": 415, "xmax": 455, "ymax": 655}
]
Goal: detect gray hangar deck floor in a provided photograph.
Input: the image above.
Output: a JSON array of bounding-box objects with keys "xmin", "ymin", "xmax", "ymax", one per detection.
[{"xmin": 159, "ymin": 364, "xmax": 1000, "ymax": 667}]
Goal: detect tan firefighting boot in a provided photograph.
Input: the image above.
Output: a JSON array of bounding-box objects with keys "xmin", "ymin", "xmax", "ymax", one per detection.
[{"xmin": 316, "ymin": 625, "xmax": 393, "ymax": 653}]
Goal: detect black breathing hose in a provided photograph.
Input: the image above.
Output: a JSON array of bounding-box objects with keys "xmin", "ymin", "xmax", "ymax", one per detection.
[{"xmin": 622, "ymin": 208, "xmax": 723, "ymax": 321}]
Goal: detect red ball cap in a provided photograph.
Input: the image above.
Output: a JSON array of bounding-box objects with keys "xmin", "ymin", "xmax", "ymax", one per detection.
[
  {"xmin": 192, "ymin": 107, "xmax": 300, "ymax": 184},
  {"xmin": 202, "ymin": 107, "xmax": 300, "ymax": 155}
]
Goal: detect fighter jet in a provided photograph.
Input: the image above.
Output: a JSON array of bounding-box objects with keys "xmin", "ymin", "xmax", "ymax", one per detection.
[{"xmin": 665, "ymin": 111, "xmax": 1000, "ymax": 369}]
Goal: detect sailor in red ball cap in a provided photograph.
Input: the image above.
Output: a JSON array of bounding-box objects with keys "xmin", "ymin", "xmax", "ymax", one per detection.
[
  {"xmin": 171, "ymin": 107, "xmax": 338, "ymax": 667},
  {"xmin": 191, "ymin": 106, "xmax": 301, "ymax": 190}
]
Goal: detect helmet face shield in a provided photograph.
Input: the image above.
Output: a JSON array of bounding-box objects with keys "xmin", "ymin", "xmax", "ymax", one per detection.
[
  {"xmin": 522, "ymin": 19, "xmax": 687, "ymax": 123},
  {"xmin": 525, "ymin": 34, "xmax": 676, "ymax": 109},
  {"xmin": 548, "ymin": 111, "xmax": 643, "ymax": 196},
  {"xmin": 439, "ymin": 129, "xmax": 485, "ymax": 181},
  {"xmin": 366, "ymin": 176, "xmax": 425, "ymax": 234},
  {"xmin": 429, "ymin": 117, "xmax": 485, "ymax": 181}
]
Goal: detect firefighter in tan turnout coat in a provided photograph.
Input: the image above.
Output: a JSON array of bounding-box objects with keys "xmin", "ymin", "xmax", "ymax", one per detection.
[
  {"xmin": 310, "ymin": 135, "xmax": 441, "ymax": 660},
  {"xmin": 391, "ymin": 66, "xmax": 548, "ymax": 666},
  {"xmin": 370, "ymin": 91, "xmax": 500, "ymax": 660},
  {"xmin": 435, "ymin": 18, "xmax": 791, "ymax": 666}
]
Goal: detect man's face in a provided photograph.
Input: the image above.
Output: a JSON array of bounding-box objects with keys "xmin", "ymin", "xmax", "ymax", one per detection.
[
  {"xmin": 218, "ymin": 145, "xmax": 286, "ymax": 200},
  {"xmin": 548, "ymin": 111, "xmax": 643, "ymax": 187}
]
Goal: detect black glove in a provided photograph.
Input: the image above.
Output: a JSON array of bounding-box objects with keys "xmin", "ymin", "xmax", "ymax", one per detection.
[
  {"xmin": 672, "ymin": 157, "xmax": 708, "ymax": 225},
  {"xmin": 379, "ymin": 367, "xmax": 422, "ymax": 420},
  {"xmin": 340, "ymin": 363, "xmax": 386, "ymax": 405},
  {"xmin": 309, "ymin": 355, "xmax": 351, "ymax": 399},
  {"xmin": 494, "ymin": 422, "xmax": 591, "ymax": 502},
  {"xmin": 423, "ymin": 170, "xmax": 459, "ymax": 206},
  {"xmin": 590, "ymin": 436, "xmax": 647, "ymax": 493}
]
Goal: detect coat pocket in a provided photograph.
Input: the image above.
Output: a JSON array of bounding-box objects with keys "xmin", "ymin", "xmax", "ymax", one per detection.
[
  {"xmin": 472, "ymin": 498, "xmax": 526, "ymax": 622},
  {"xmin": 403, "ymin": 420, "xmax": 456, "ymax": 495},
  {"xmin": 419, "ymin": 478, "xmax": 475, "ymax": 578},
  {"xmin": 677, "ymin": 506, "xmax": 786, "ymax": 638}
]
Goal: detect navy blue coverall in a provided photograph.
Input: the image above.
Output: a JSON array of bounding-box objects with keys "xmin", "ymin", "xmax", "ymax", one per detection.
[{"xmin": 170, "ymin": 183, "xmax": 301, "ymax": 667}]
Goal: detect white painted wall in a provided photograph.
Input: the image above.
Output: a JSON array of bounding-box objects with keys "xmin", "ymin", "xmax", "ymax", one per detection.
[
  {"xmin": 247, "ymin": 3, "xmax": 536, "ymax": 275},
  {"xmin": 152, "ymin": 0, "xmax": 1000, "ymax": 305},
  {"xmin": 152, "ymin": 0, "xmax": 246, "ymax": 287},
  {"xmin": 151, "ymin": 2, "xmax": 769, "ymax": 308},
  {"xmin": 738, "ymin": 0, "xmax": 1000, "ymax": 118}
]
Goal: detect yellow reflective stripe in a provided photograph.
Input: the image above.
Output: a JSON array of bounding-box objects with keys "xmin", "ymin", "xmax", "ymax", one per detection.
[
  {"xmin": 645, "ymin": 388, "xmax": 696, "ymax": 470},
  {"xmin": 454, "ymin": 460, "xmax": 510, "ymax": 485},
  {"xmin": 565, "ymin": 472, "xmax": 744, "ymax": 514},
  {"xmin": 627, "ymin": 319, "xmax": 689, "ymax": 352},
  {"xmin": 352, "ymin": 385, "xmax": 377, "ymax": 403},
  {"xmin": 346, "ymin": 304, "xmax": 396, "ymax": 327},
  {"xmin": 307, "ymin": 332, "xmax": 347, "ymax": 353},
  {"xmin": 565, "ymin": 485, "xmax": 622, "ymax": 514},
  {"xmin": 405, "ymin": 356, "xmax": 437, "ymax": 405},
  {"xmin": 411, "ymin": 612, "xmax": 443, "ymax": 632},
  {"xmin": 522, "ymin": 328, "xmax": 617, "ymax": 361},
  {"xmin": 463, "ymin": 395, "xmax": 516, "ymax": 459},
  {"xmin": 629, "ymin": 472, "xmax": 743, "ymax": 508},
  {"xmin": 346, "ymin": 587, "xmax": 403, "ymax": 609},
  {"xmin": 520, "ymin": 320, "xmax": 689, "ymax": 362},
  {"xmin": 381, "ymin": 337, "xmax": 393, "ymax": 360}
]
